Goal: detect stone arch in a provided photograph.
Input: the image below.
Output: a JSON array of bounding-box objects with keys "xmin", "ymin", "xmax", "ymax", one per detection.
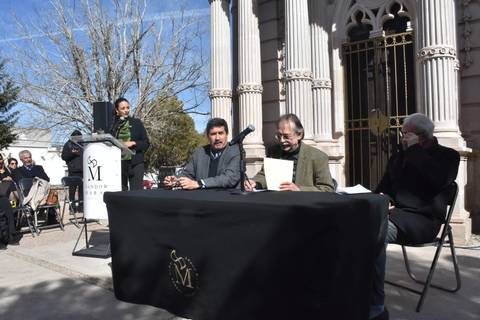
[{"xmin": 329, "ymin": 0, "xmax": 417, "ymax": 137}]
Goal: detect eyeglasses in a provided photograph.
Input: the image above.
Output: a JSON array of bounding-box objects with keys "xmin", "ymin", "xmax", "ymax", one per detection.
[
  {"xmin": 9, "ymin": 162, "xmax": 17, "ymax": 166},
  {"xmin": 274, "ymin": 133, "xmax": 296, "ymax": 141}
]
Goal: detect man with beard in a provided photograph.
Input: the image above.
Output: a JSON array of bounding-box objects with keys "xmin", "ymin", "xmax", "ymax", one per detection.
[
  {"xmin": 244, "ymin": 113, "xmax": 334, "ymax": 192},
  {"xmin": 163, "ymin": 118, "xmax": 241, "ymax": 190}
]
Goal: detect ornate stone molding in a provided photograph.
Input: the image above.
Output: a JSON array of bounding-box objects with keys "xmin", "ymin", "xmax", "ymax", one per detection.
[
  {"xmin": 312, "ymin": 79, "xmax": 332, "ymax": 89},
  {"xmin": 345, "ymin": 0, "xmax": 413, "ymax": 37},
  {"xmin": 284, "ymin": 69, "xmax": 313, "ymax": 81},
  {"xmin": 461, "ymin": 0, "xmax": 474, "ymax": 67},
  {"xmin": 236, "ymin": 84, "xmax": 263, "ymax": 94},
  {"xmin": 417, "ymin": 45, "xmax": 457, "ymax": 61},
  {"xmin": 209, "ymin": 89, "xmax": 233, "ymax": 98}
]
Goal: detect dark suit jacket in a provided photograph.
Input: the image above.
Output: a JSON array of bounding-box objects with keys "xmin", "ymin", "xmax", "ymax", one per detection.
[
  {"xmin": 253, "ymin": 142, "xmax": 334, "ymax": 192},
  {"xmin": 183, "ymin": 144, "xmax": 241, "ymax": 188},
  {"xmin": 375, "ymin": 138, "xmax": 460, "ymax": 244},
  {"xmin": 111, "ymin": 117, "xmax": 150, "ymax": 166},
  {"xmin": 12, "ymin": 165, "xmax": 50, "ymax": 183}
]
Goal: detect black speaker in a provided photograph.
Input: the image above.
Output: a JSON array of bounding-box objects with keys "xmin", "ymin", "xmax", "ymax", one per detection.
[{"xmin": 93, "ymin": 101, "xmax": 114, "ymax": 133}]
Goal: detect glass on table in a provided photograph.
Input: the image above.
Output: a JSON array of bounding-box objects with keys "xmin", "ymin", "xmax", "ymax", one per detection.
[{"xmin": 172, "ymin": 167, "xmax": 184, "ymax": 190}]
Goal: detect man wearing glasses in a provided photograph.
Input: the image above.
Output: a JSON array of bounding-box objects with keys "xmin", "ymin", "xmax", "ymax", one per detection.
[{"xmin": 245, "ymin": 113, "xmax": 334, "ymax": 192}]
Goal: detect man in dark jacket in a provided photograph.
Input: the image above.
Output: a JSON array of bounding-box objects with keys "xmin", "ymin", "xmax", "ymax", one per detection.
[
  {"xmin": 12, "ymin": 150, "xmax": 50, "ymax": 183},
  {"xmin": 370, "ymin": 113, "xmax": 460, "ymax": 320},
  {"xmin": 61, "ymin": 130, "xmax": 83, "ymax": 210}
]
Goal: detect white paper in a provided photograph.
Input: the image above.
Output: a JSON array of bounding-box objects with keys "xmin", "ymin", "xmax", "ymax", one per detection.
[
  {"xmin": 263, "ymin": 157, "xmax": 294, "ymax": 191},
  {"xmin": 336, "ymin": 184, "xmax": 372, "ymax": 194}
]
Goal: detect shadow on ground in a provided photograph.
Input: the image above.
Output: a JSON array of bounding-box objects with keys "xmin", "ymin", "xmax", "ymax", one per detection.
[
  {"xmin": 385, "ymin": 246, "xmax": 480, "ymax": 320},
  {"xmin": 0, "ymin": 277, "xmax": 179, "ymax": 320}
]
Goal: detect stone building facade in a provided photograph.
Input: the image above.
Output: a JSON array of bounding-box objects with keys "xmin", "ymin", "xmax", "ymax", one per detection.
[{"xmin": 209, "ymin": 0, "xmax": 480, "ymax": 244}]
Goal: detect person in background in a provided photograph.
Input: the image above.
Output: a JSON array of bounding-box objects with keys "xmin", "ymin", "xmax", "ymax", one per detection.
[
  {"xmin": 0, "ymin": 155, "xmax": 12, "ymax": 182},
  {"xmin": 12, "ymin": 150, "xmax": 50, "ymax": 183},
  {"xmin": 110, "ymin": 97, "xmax": 150, "ymax": 191},
  {"xmin": 61, "ymin": 130, "xmax": 83, "ymax": 211},
  {"xmin": 7, "ymin": 158, "xmax": 18, "ymax": 174}
]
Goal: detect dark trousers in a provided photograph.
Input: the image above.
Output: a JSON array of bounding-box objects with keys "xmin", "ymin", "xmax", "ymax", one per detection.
[
  {"xmin": 372, "ymin": 219, "xmax": 400, "ymax": 306},
  {"xmin": 121, "ymin": 161, "xmax": 144, "ymax": 191},
  {"xmin": 0, "ymin": 197, "xmax": 16, "ymax": 243},
  {"xmin": 68, "ymin": 172, "xmax": 83, "ymax": 210}
]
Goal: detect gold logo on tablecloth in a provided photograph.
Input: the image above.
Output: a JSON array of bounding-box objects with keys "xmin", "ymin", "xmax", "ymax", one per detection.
[{"xmin": 168, "ymin": 249, "xmax": 199, "ymax": 296}]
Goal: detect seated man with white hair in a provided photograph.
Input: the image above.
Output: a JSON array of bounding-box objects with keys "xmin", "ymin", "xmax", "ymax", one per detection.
[
  {"xmin": 370, "ymin": 113, "xmax": 460, "ymax": 320},
  {"xmin": 11, "ymin": 150, "xmax": 50, "ymax": 183}
]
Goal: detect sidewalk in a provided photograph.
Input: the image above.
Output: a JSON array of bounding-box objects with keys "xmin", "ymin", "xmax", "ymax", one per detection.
[{"xmin": 1, "ymin": 223, "xmax": 479, "ymax": 319}]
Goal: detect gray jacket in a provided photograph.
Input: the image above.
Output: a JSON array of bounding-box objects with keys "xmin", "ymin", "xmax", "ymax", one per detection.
[{"xmin": 182, "ymin": 144, "xmax": 241, "ymax": 188}]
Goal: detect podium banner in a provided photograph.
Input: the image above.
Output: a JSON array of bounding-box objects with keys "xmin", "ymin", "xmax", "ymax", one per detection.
[{"xmin": 83, "ymin": 142, "xmax": 121, "ymax": 219}]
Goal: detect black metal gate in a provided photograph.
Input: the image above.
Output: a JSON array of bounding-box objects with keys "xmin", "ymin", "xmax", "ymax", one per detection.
[{"xmin": 343, "ymin": 31, "xmax": 416, "ymax": 189}]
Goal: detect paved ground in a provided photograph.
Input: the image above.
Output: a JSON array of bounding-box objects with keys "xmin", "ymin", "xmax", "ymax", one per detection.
[{"xmin": 1, "ymin": 222, "xmax": 479, "ymax": 320}]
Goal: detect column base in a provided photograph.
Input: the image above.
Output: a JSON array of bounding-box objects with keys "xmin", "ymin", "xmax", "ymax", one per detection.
[
  {"xmin": 315, "ymin": 139, "xmax": 345, "ymax": 187},
  {"xmin": 244, "ymin": 144, "xmax": 266, "ymax": 177},
  {"xmin": 450, "ymin": 216, "xmax": 472, "ymax": 245}
]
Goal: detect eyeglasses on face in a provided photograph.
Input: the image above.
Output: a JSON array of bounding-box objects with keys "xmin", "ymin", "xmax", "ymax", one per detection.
[{"xmin": 274, "ymin": 133, "xmax": 297, "ymax": 141}]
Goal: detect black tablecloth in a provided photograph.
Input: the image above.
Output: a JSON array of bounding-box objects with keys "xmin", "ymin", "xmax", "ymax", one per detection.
[{"xmin": 105, "ymin": 190, "xmax": 388, "ymax": 320}]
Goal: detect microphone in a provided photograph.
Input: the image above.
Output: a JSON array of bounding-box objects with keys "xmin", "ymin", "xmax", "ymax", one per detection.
[{"xmin": 229, "ymin": 124, "xmax": 255, "ymax": 146}]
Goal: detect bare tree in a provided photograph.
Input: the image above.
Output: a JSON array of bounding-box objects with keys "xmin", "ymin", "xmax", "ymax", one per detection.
[{"xmin": 10, "ymin": 0, "xmax": 209, "ymax": 137}]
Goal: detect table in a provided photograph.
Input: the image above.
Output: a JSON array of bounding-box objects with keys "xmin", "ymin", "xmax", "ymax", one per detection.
[{"xmin": 104, "ymin": 190, "xmax": 388, "ymax": 320}]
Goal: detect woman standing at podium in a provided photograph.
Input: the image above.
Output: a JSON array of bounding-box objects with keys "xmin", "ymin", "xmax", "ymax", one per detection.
[{"xmin": 110, "ymin": 97, "xmax": 150, "ymax": 191}]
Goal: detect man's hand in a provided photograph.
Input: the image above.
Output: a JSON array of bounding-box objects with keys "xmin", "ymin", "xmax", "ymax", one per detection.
[
  {"xmin": 244, "ymin": 180, "xmax": 256, "ymax": 192},
  {"xmin": 124, "ymin": 141, "xmax": 137, "ymax": 149},
  {"xmin": 163, "ymin": 176, "xmax": 177, "ymax": 188},
  {"xmin": 2, "ymin": 176, "xmax": 12, "ymax": 181},
  {"xmin": 279, "ymin": 182, "xmax": 300, "ymax": 191},
  {"xmin": 380, "ymin": 192, "xmax": 395, "ymax": 211},
  {"xmin": 179, "ymin": 177, "xmax": 200, "ymax": 190},
  {"xmin": 402, "ymin": 132, "xmax": 419, "ymax": 150}
]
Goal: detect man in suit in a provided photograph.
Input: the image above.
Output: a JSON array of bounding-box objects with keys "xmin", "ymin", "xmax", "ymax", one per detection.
[
  {"xmin": 163, "ymin": 118, "xmax": 241, "ymax": 190},
  {"xmin": 245, "ymin": 113, "xmax": 334, "ymax": 192},
  {"xmin": 370, "ymin": 113, "xmax": 460, "ymax": 320},
  {"xmin": 12, "ymin": 150, "xmax": 50, "ymax": 183}
]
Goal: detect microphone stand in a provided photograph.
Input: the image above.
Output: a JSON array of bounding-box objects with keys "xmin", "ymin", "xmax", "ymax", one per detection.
[{"xmin": 231, "ymin": 138, "xmax": 249, "ymax": 195}]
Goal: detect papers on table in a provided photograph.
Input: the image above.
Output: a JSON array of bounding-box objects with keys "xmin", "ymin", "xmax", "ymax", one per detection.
[
  {"xmin": 336, "ymin": 184, "xmax": 372, "ymax": 194},
  {"xmin": 264, "ymin": 157, "xmax": 294, "ymax": 191}
]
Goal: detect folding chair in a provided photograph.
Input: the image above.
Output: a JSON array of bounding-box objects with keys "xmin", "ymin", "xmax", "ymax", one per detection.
[
  {"xmin": 386, "ymin": 181, "xmax": 461, "ymax": 312},
  {"xmin": 61, "ymin": 176, "xmax": 84, "ymax": 228},
  {"xmin": 17, "ymin": 178, "xmax": 64, "ymax": 235},
  {"xmin": 13, "ymin": 181, "xmax": 37, "ymax": 237}
]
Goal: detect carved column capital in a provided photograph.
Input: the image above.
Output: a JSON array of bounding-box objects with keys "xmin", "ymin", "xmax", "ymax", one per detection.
[
  {"xmin": 209, "ymin": 89, "xmax": 233, "ymax": 98},
  {"xmin": 284, "ymin": 69, "xmax": 313, "ymax": 81},
  {"xmin": 237, "ymin": 84, "xmax": 263, "ymax": 94},
  {"xmin": 312, "ymin": 79, "xmax": 332, "ymax": 89},
  {"xmin": 417, "ymin": 45, "xmax": 457, "ymax": 61}
]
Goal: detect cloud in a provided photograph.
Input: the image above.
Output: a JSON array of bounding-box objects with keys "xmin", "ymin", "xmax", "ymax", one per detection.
[{"xmin": 0, "ymin": 7, "xmax": 210, "ymax": 44}]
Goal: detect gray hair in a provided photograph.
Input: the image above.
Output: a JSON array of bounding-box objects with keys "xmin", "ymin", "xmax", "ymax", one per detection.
[
  {"xmin": 403, "ymin": 113, "xmax": 434, "ymax": 139},
  {"xmin": 277, "ymin": 113, "xmax": 305, "ymax": 139},
  {"xmin": 18, "ymin": 150, "xmax": 32, "ymax": 159}
]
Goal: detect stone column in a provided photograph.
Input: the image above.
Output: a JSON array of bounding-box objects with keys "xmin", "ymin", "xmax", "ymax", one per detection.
[
  {"xmin": 309, "ymin": 0, "xmax": 332, "ymax": 144},
  {"xmin": 209, "ymin": 0, "xmax": 233, "ymax": 137},
  {"xmin": 284, "ymin": 0, "xmax": 314, "ymax": 142},
  {"xmin": 237, "ymin": 0, "xmax": 265, "ymax": 168},
  {"xmin": 417, "ymin": 0, "xmax": 472, "ymax": 244}
]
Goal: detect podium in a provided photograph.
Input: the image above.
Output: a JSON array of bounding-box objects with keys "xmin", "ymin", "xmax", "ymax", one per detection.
[{"xmin": 70, "ymin": 133, "xmax": 133, "ymax": 258}]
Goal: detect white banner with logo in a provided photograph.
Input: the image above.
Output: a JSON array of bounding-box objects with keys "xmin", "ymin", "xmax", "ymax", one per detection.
[{"xmin": 83, "ymin": 142, "xmax": 122, "ymax": 220}]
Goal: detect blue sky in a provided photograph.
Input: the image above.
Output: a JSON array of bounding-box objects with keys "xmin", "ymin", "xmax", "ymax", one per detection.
[{"xmin": 0, "ymin": 0, "xmax": 212, "ymax": 139}]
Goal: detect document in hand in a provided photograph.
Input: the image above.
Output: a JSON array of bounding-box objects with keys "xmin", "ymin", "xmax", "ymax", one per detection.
[
  {"xmin": 264, "ymin": 157, "xmax": 294, "ymax": 191},
  {"xmin": 336, "ymin": 184, "xmax": 372, "ymax": 194}
]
